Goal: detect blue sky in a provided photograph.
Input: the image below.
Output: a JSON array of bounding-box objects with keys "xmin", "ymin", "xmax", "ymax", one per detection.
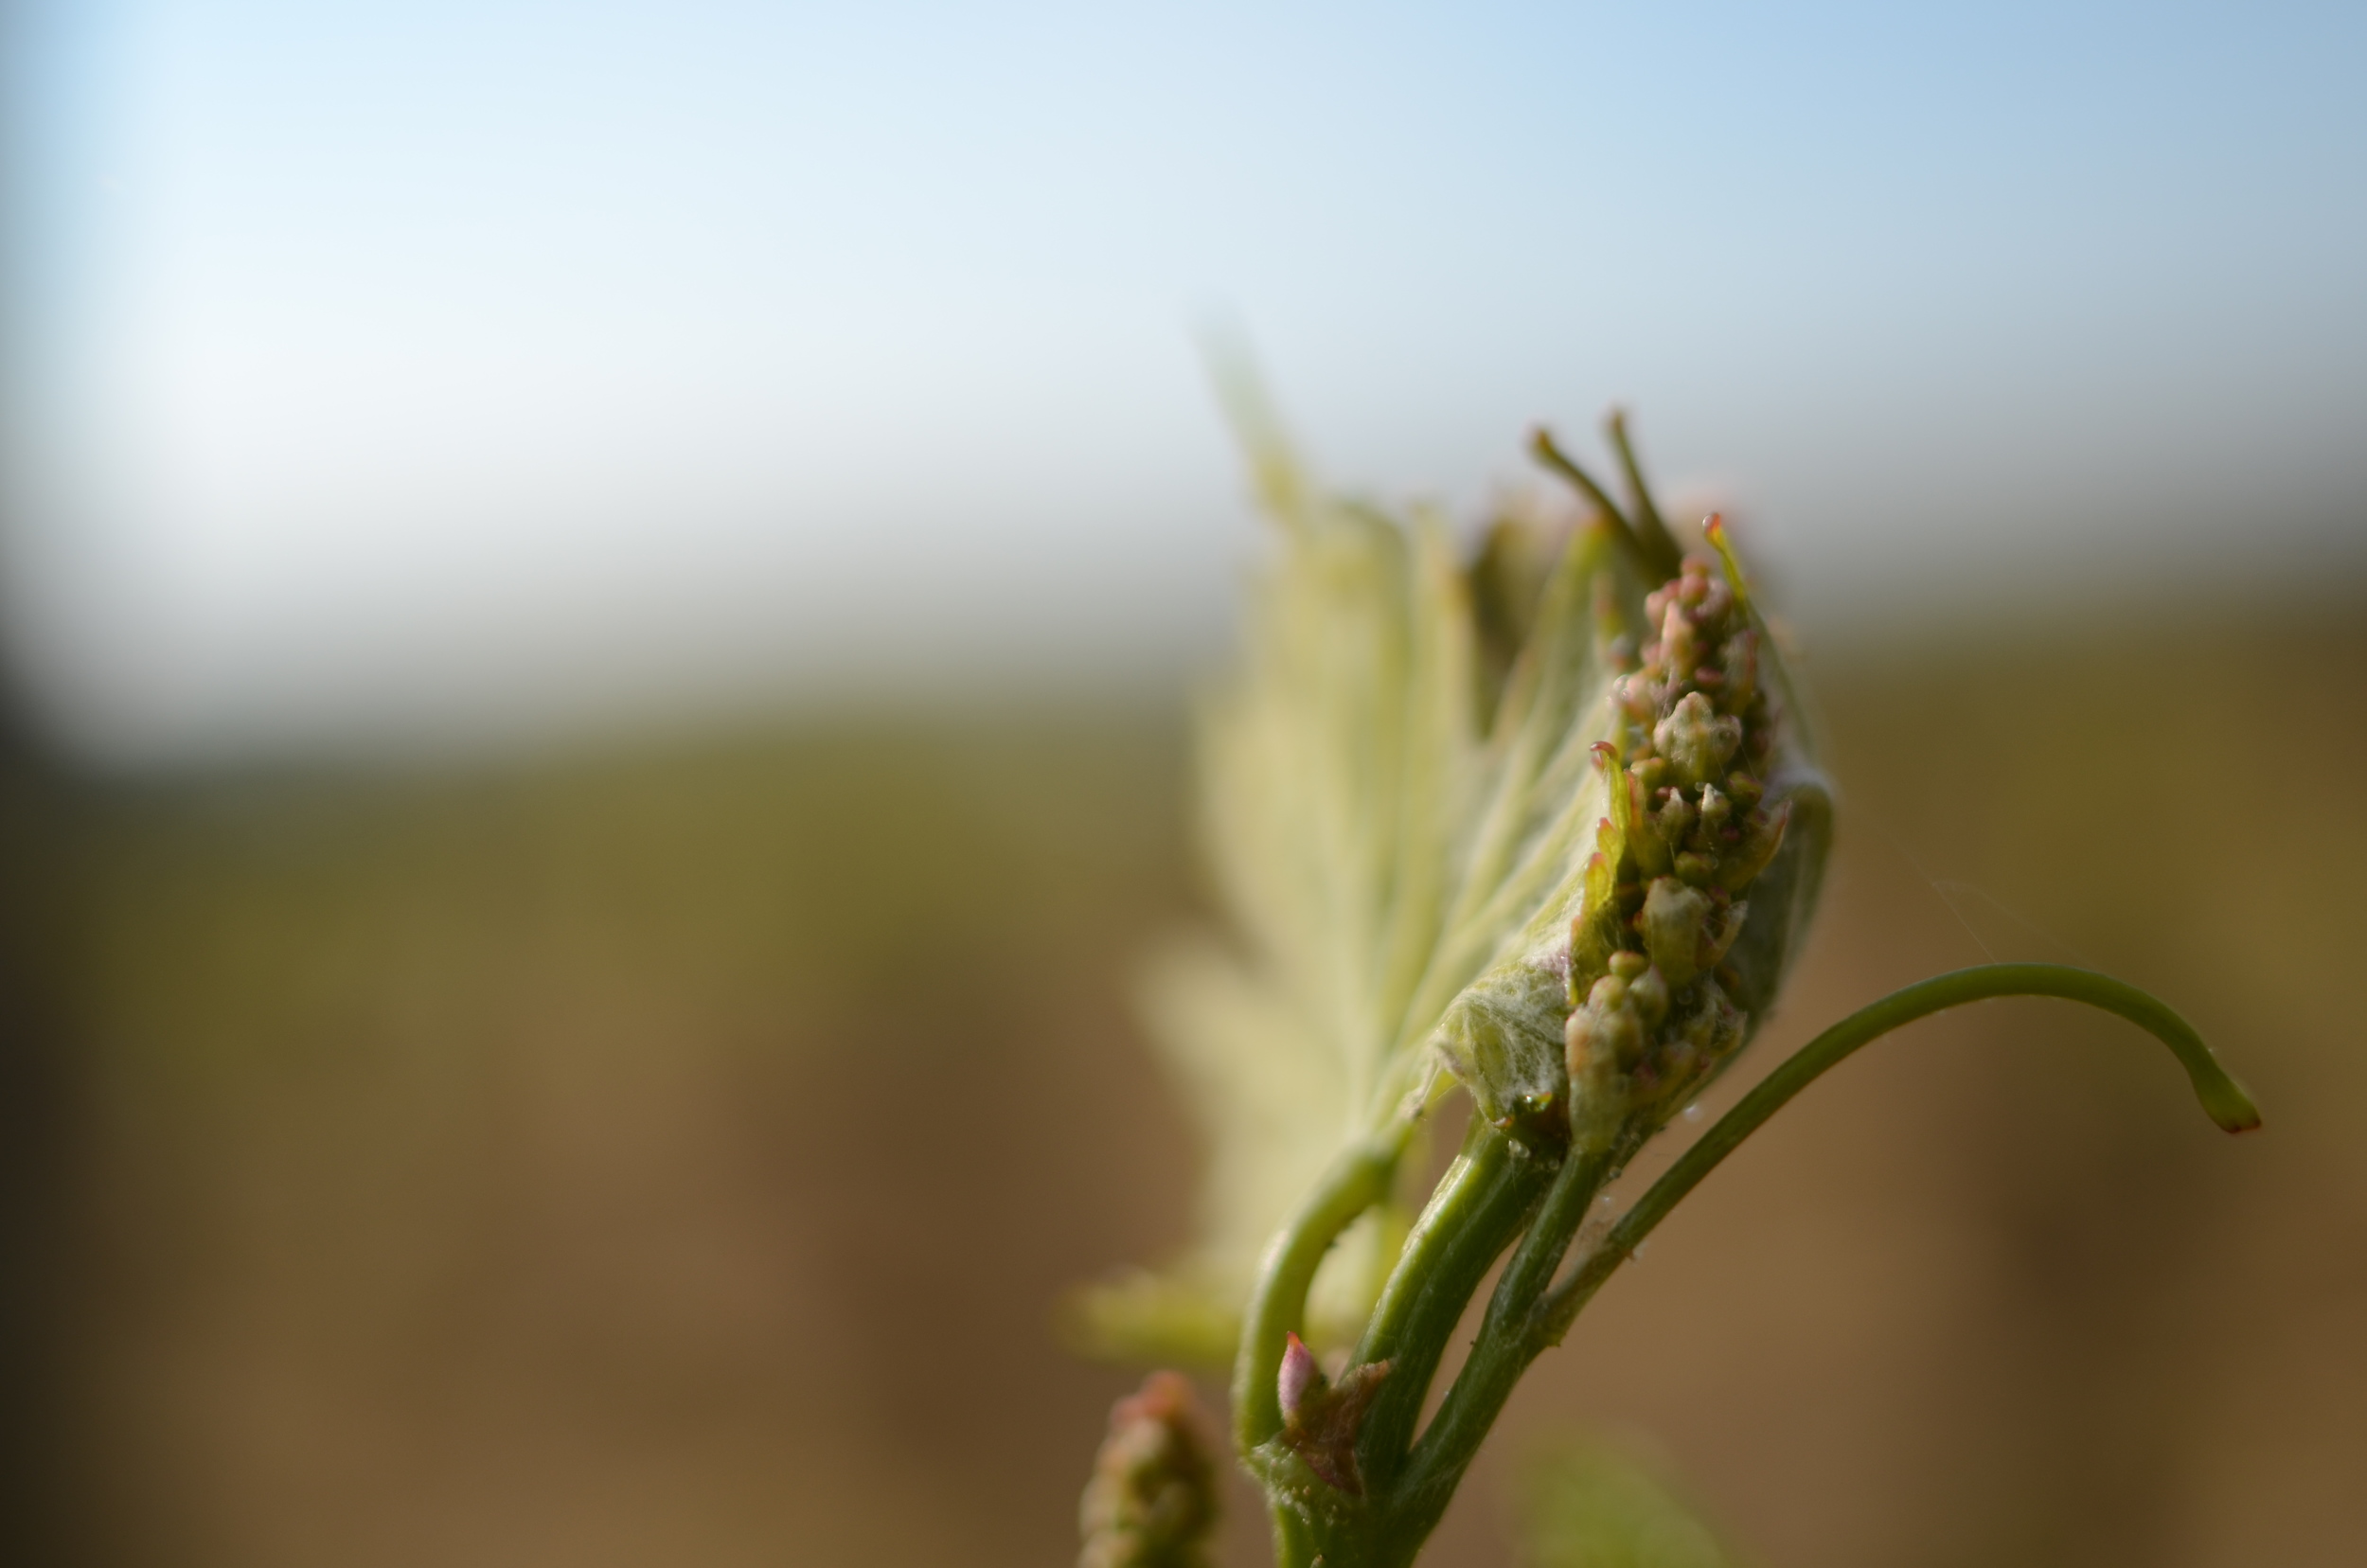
[{"xmin": 6, "ymin": 1, "xmax": 2364, "ymax": 760}]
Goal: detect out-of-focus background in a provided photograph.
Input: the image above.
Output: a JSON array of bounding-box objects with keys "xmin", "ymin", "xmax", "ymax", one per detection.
[{"xmin": 1, "ymin": 3, "xmax": 2362, "ymax": 1565}]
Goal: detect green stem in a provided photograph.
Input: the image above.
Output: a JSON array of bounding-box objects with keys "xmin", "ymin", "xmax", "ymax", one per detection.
[
  {"xmin": 1379, "ymin": 1123, "xmax": 1635, "ymax": 1562},
  {"xmin": 1246, "ymin": 965, "xmax": 2251, "ymax": 1568},
  {"xmin": 1233, "ymin": 1138, "xmax": 1399, "ymax": 1454},
  {"xmin": 1272, "ymin": 1505, "xmax": 1322, "ymax": 1568},
  {"xmin": 1350, "ymin": 1122, "xmax": 1552, "ymax": 1493},
  {"xmin": 1539, "ymin": 963, "xmax": 2259, "ymax": 1342}
]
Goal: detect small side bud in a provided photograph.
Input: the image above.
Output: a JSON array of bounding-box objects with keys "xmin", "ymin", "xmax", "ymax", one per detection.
[
  {"xmin": 1080, "ymin": 1371, "xmax": 1219, "ymax": 1568},
  {"xmin": 1275, "ymin": 1333, "xmax": 1392, "ymax": 1496},
  {"xmin": 1277, "ymin": 1331, "xmax": 1321, "ymax": 1422}
]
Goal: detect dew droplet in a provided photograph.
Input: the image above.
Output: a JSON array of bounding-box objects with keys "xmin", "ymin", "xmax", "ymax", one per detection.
[
  {"xmin": 1632, "ymin": 1239, "xmax": 1650, "ymax": 1260},
  {"xmin": 1682, "ymin": 1101, "xmax": 1703, "ymax": 1122}
]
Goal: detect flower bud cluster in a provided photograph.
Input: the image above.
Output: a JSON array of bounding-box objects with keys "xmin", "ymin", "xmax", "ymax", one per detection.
[
  {"xmin": 1079, "ymin": 1372, "xmax": 1219, "ymax": 1568},
  {"xmin": 1567, "ymin": 553, "xmax": 1791, "ymax": 1116}
]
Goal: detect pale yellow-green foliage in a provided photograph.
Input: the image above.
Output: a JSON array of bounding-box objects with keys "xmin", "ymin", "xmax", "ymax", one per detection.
[{"xmin": 1513, "ymin": 1437, "xmax": 1736, "ymax": 1568}]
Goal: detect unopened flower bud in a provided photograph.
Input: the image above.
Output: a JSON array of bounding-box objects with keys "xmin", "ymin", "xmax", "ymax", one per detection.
[
  {"xmin": 1080, "ymin": 1371, "xmax": 1219, "ymax": 1568},
  {"xmin": 1650, "ymin": 788, "xmax": 1694, "ymax": 851},
  {"xmin": 1718, "ymin": 628, "xmax": 1760, "ymax": 712},
  {"xmin": 1655, "ymin": 691, "xmax": 1743, "ymax": 788},
  {"xmin": 1627, "ymin": 963, "xmax": 1671, "ymax": 1029},
  {"xmin": 1646, "ymin": 978, "xmax": 1748, "ymax": 1102},
  {"xmin": 1675, "ymin": 558, "xmax": 1712, "ymax": 606},
  {"xmin": 1641, "ymin": 877, "xmax": 1711, "ymax": 987},
  {"xmin": 1716, "ymin": 798, "xmax": 1794, "ymax": 893},
  {"xmin": 1566, "ymin": 973, "xmax": 1648, "ymax": 1077},
  {"xmin": 1658, "ymin": 601, "xmax": 1699, "ymax": 682},
  {"xmin": 1611, "ymin": 768, "xmax": 1667, "ymax": 878},
  {"xmin": 1675, "ymin": 978, "xmax": 1744, "ymax": 1057},
  {"xmin": 1695, "ymin": 783, "xmax": 1731, "ymax": 837},
  {"xmin": 1639, "ymin": 878, "xmax": 1750, "ymax": 988}
]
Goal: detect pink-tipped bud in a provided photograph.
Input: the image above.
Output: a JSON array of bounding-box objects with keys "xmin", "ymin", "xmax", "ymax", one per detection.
[
  {"xmin": 1277, "ymin": 1332, "xmax": 1320, "ymax": 1425},
  {"xmin": 1274, "ymin": 1337, "xmax": 1391, "ymax": 1496}
]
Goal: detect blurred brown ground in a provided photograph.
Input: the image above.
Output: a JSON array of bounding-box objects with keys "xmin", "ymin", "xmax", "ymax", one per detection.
[{"xmin": 14, "ymin": 597, "xmax": 2366, "ymax": 1568}]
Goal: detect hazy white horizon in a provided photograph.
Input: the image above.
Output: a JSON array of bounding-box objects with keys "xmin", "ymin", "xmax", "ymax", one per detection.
[{"xmin": 6, "ymin": 0, "xmax": 2364, "ymax": 766}]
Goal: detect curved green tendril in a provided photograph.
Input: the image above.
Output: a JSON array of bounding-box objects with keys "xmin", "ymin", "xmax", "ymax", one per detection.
[
  {"xmin": 1233, "ymin": 1140, "xmax": 1397, "ymax": 1452},
  {"xmin": 1540, "ymin": 963, "xmax": 2259, "ymax": 1340},
  {"xmin": 1367, "ymin": 963, "xmax": 2256, "ymax": 1567}
]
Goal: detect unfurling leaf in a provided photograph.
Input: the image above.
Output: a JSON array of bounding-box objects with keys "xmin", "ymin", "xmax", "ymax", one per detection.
[{"xmin": 1078, "ymin": 376, "xmax": 1829, "ymax": 1363}]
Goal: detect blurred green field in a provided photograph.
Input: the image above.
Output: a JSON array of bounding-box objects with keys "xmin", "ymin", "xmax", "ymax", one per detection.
[{"xmin": 18, "ymin": 599, "xmax": 2367, "ymax": 1568}]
